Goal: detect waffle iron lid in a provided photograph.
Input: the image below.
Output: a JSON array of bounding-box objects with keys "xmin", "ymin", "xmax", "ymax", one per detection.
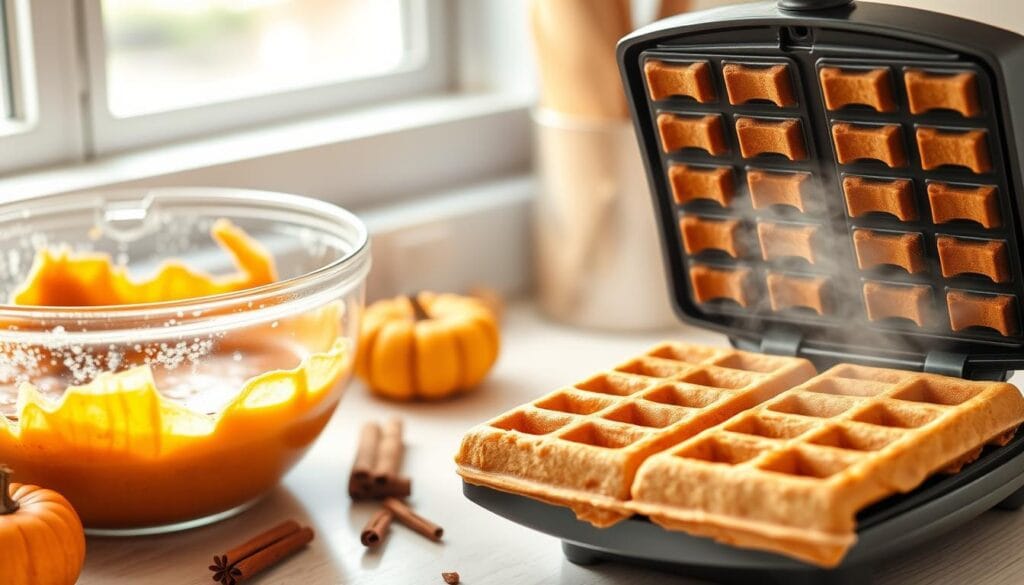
[{"xmin": 618, "ymin": 0, "xmax": 1024, "ymax": 378}]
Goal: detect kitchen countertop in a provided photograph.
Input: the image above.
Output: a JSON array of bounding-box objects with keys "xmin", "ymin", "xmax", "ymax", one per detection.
[{"xmin": 79, "ymin": 301, "xmax": 1024, "ymax": 584}]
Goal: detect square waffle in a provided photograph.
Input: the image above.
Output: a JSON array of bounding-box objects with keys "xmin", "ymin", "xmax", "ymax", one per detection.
[
  {"xmin": 455, "ymin": 343, "xmax": 814, "ymax": 526},
  {"xmin": 628, "ymin": 363, "xmax": 1024, "ymax": 567}
]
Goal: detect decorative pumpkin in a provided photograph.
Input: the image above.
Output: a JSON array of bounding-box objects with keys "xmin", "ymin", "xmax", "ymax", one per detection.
[
  {"xmin": 0, "ymin": 466, "xmax": 85, "ymax": 585},
  {"xmin": 357, "ymin": 291, "xmax": 500, "ymax": 400}
]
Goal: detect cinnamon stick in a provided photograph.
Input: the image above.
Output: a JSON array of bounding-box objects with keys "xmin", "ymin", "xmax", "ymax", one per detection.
[
  {"xmin": 348, "ymin": 417, "xmax": 412, "ymax": 500},
  {"xmin": 372, "ymin": 418, "xmax": 404, "ymax": 486},
  {"xmin": 209, "ymin": 520, "xmax": 311, "ymax": 585},
  {"xmin": 212, "ymin": 520, "xmax": 300, "ymax": 570},
  {"xmin": 231, "ymin": 526, "xmax": 314, "ymax": 583},
  {"xmin": 351, "ymin": 422, "xmax": 381, "ymax": 484},
  {"xmin": 348, "ymin": 475, "xmax": 369, "ymax": 499},
  {"xmin": 361, "ymin": 508, "xmax": 395, "ymax": 547},
  {"xmin": 384, "ymin": 498, "xmax": 443, "ymax": 542},
  {"xmin": 380, "ymin": 475, "xmax": 412, "ymax": 498},
  {"xmin": 350, "ymin": 474, "xmax": 412, "ymax": 500}
]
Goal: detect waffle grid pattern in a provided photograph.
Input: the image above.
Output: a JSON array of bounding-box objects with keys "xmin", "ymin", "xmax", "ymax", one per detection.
[
  {"xmin": 819, "ymin": 57, "xmax": 1021, "ymax": 338},
  {"xmin": 456, "ymin": 343, "xmax": 814, "ymax": 525},
  {"xmin": 645, "ymin": 52, "xmax": 836, "ymax": 322},
  {"xmin": 641, "ymin": 39, "xmax": 1024, "ymax": 341},
  {"xmin": 629, "ymin": 363, "xmax": 1024, "ymax": 566}
]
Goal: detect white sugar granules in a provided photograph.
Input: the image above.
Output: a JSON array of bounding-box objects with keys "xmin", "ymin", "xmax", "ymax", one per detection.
[{"xmin": 0, "ymin": 323, "xmax": 223, "ymax": 413}]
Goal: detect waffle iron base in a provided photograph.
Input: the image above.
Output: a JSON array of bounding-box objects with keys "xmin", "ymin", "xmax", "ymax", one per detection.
[{"xmin": 463, "ymin": 432, "xmax": 1024, "ymax": 585}]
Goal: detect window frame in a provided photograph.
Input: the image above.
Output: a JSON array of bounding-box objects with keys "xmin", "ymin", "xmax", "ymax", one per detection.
[
  {"xmin": 0, "ymin": 0, "xmax": 84, "ymax": 175},
  {"xmin": 0, "ymin": 1, "xmax": 11, "ymax": 119},
  {"xmin": 0, "ymin": 0, "xmax": 536, "ymax": 203},
  {"xmin": 78, "ymin": 0, "xmax": 452, "ymax": 155}
]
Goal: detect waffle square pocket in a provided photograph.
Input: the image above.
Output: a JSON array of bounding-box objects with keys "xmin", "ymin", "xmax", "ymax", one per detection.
[{"xmin": 645, "ymin": 61, "xmax": 716, "ymax": 102}]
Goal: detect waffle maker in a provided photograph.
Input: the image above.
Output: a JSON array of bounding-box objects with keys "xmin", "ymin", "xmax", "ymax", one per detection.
[{"xmin": 463, "ymin": 1, "xmax": 1024, "ymax": 582}]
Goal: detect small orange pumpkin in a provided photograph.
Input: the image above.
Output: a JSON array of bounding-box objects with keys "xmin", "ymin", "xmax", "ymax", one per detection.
[
  {"xmin": 357, "ymin": 292, "xmax": 500, "ymax": 400},
  {"xmin": 0, "ymin": 466, "xmax": 86, "ymax": 585}
]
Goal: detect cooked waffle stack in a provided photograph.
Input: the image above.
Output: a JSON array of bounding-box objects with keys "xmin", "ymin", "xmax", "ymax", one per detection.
[
  {"xmin": 456, "ymin": 342, "xmax": 814, "ymax": 525},
  {"xmin": 456, "ymin": 345, "xmax": 1024, "ymax": 566}
]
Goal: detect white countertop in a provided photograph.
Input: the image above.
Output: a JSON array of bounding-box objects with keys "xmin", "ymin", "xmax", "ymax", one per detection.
[{"xmin": 79, "ymin": 302, "xmax": 1024, "ymax": 585}]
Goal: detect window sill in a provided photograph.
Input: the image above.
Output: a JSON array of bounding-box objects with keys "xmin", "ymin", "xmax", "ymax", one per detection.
[
  {"xmin": 362, "ymin": 173, "xmax": 535, "ymax": 299},
  {"xmin": 0, "ymin": 91, "xmax": 534, "ymax": 208}
]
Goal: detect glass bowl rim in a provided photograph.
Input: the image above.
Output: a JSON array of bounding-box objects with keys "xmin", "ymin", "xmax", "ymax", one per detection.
[{"xmin": 0, "ymin": 187, "xmax": 371, "ymax": 324}]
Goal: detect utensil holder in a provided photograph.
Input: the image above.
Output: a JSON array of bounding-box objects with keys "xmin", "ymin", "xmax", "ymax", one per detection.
[{"xmin": 533, "ymin": 109, "xmax": 676, "ymax": 330}]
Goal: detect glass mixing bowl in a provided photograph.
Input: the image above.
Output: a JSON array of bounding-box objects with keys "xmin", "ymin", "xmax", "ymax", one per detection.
[{"xmin": 0, "ymin": 188, "xmax": 369, "ymax": 533}]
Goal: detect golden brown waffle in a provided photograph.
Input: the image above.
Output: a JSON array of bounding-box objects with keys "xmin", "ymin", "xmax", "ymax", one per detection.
[
  {"xmin": 455, "ymin": 343, "xmax": 814, "ymax": 526},
  {"xmin": 629, "ymin": 363, "xmax": 1024, "ymax": 567}
]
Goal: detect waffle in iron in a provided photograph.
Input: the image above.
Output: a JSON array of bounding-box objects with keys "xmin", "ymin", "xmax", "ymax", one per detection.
[
  {"xmin": 629, "ymin": 363, "xmax": 1024, "ymax": 566},
  {"xmin": 456, "ymin": 343, "xmax": 814, "ymax": 526},
  {"xmin": 456, "ymin": 350, "xmax": 1024, "ymax": 566}
]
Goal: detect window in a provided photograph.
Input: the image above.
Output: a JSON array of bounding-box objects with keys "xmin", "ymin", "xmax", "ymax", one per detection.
[
  {"xmin": 0, "ymin": 0, "xmax": 541, "ymax": 189},
  {"xmin": 0, "ymin": 2, "xmax": 85, "ymax": 176},
  {"xmin": 81, "ymin": 0, "xmax": 448, "ymax": 153},
  {"xmin": 0, "ymin": 0, "xmax": 448, "ymax": 169},
  {"xmin": 101, "ymin": 0, "xmax": 411, "ymax": 118}
]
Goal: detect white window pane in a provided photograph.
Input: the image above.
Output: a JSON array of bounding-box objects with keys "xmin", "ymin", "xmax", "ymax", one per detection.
[{"xmin": 101, "ymin": 0, "xmax": 409, "ymax": 118}]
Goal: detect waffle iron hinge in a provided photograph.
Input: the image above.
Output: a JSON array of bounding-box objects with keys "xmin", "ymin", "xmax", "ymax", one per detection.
[
  {"xmin": 758, "ymin": 324, "xmax": 804, "ymax": 358},
  {"xmin": 923, "ymin": 351, "xmax": 969, "ymax": 379},
  {"xmin": 751, "ymin": 327, "xmax": 996, "ymax": 381}
]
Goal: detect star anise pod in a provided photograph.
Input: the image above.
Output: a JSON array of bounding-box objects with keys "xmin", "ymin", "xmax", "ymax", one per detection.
[{"xmin": 209, "ymin": 554, "xmax": 241, "ymax": 585}]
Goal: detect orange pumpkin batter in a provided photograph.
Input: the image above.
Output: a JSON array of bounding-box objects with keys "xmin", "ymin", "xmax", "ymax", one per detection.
[{"xmin": 0, "ymin": 220, "xmax": 350, "ymax": 529}]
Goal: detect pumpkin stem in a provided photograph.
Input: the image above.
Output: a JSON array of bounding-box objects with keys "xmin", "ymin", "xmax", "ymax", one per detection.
[
  {"xmin": 0, "ymin": 465, "xmax": 18, "ymax": 515},
  {"xmin": 407, "ymin": 294, "xmax": 430, "ymax": 321}
]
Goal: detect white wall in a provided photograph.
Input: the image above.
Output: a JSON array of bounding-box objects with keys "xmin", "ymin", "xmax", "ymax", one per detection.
[
  {"xmin": 451, "ymin": 0, "xmax": 1024, "ymax": 99},
  {"xmin": 454, "ymin": 0, "xmax": 536, "ymax": 95},
  {"xmin": 872, "ymin": 0, "xmax": 1024, "ymax": 35},
  {"xmin": 661, "ymin": 0, "xmax": 1024, "ymax": 35}
]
